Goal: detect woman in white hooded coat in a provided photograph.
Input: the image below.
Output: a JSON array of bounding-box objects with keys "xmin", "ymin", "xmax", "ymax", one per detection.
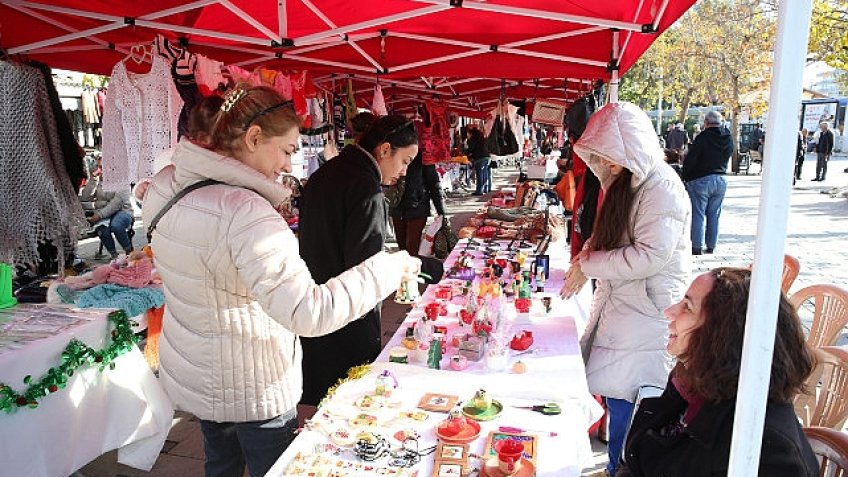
[{"xmin": 561, "ymin": 101, "xmax": 691, "ymax": 476}]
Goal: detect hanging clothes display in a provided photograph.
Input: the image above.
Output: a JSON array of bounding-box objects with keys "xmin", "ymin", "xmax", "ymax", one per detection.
[
  {"xmin": 372, "ymin": 84, "xmax": 387, "ymax": 116},
  {"xmin": 421, "ymin": 99, "xmax": 450, "ymax": 166},
  {"xmin": 101, "ymin": 53, "xmax": 182, "ymax": 191},
  {"xmin": 0, "ymin": 60, "xmax": 86, "ymax": 269},
  {"xmin": 81, "ymin": 88, "xmax": 100, "ymax": 124},
  {"xmin": 31, "ymin": 61, "xmax": 86, "ymax": 190},
  {"xmin": 195, "ymin": 54, "xmax": 226, "ymax": 96}
]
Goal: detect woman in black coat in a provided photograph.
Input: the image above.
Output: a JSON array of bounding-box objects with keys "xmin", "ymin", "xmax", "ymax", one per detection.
[
  {"xmin": 390, "ymin": 150, "xmax": 446, "ymax": 255},
  {"xmin": 618, "ymin": 267, "xmax": 818, "ymax": 477}
]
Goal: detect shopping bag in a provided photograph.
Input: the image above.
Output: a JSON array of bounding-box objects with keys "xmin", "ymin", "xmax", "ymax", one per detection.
[{"xmin": 418, "ymin": 215, "xmax": 444, "ymax": 257}]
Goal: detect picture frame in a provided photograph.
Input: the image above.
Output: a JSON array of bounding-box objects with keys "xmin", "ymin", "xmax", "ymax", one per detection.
[
  {"xmin": 484, "ymin": 430, "xmax": 538, "ymax": 466},
  {"xmin": 431, "ymin": 461, "xmax": 468, "ymax": 477},
  {"xmin": 436, "ymin": 442, "xmax": 469, "ymax": 462},
  {"xmin": 417, "ymin": 393, "xmax": 459, "ymax": 413}
]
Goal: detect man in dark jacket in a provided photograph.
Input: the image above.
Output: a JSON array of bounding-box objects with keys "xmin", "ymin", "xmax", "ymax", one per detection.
[
  {"xmin": 681, "ymin": 111, "xmax": 734, "ymax": 255},
  {"xmin": 390, "ymin": 150, "xmax": 447, "ymax": 255},
  {"xmin": 814, "ymin": 121, "xmax": 834, "ymax": 181}
]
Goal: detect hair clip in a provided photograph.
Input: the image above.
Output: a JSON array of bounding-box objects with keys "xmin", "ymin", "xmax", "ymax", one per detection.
[{"xmin": 221, "ymin": 88, "xmax": 249, "ymax": 113}]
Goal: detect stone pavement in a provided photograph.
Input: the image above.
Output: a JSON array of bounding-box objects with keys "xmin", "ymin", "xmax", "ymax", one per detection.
[{"xmin": 73, "ymin": 155, "xmax": 848, "ymax": 477}]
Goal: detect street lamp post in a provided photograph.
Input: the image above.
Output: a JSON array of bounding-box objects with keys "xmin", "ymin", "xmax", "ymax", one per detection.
[{"xmin": 656, "ymin": 67, "xmax": 664, "ymax": 136}]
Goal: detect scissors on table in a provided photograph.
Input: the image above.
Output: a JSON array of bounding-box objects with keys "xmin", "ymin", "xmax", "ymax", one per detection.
[{"xmin": 515, "ymin": 402, "xmax": 561, "ymax": 415}]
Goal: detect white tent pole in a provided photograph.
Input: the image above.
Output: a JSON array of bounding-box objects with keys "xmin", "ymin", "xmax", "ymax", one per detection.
[
  {"xmin": 277, "ymin": 0, "xmax": 287, "ymax": 38},
  {"xmin": 294, "ymin": 5, "xmax": 448, "ymax": 45},
  {"xmin": 142, "ymin": 0, "xmax": 219, "ymax": 20},
  {"xmin": 133, "ymin": 20, "xmax": 269, "ymax": 46},
  {"xmin": 298, "ymin": 0, "xmax": 384, "ymax": 72},
  {"xmin": 499, "ymin": 48, "xmax": 608, "ymax": 68},
  {"xmin": 410, "ymin": 0, "xmax": 643, "ymax": 31},
  {"xmin": 391, "ymin": 50, "xmax": 488, "ymax": 73},
  {"xmin": 609, "ymin": 29, "xmax": 620, "ymax": 102},
  {"xmin": 726, "ymin": 1, "xmax": 812, "ymax": 476},
  {"xmin": 283, "ymin": 53, "xmax": 376, "ymax": 73},
  {"xmin": 219, "ymin": 0, "xmax": 279, "ymax": 41},
  {"xmin": 13, "ymin": 1, "xmax": 122, "ymax": 22},
  {"xmin": 619, "ymin": 0, "xmax": 647, "ymax": 68},
  {"xmin": 5, "ymin": 3, "xmax": 124, "ymax": 53},
  {"xmin": 651, "ymin": 0, "xmax": 672, "ymax": 32},
  {"xmin": 8, "ymin": 22, "xmax": 125, "ymax": 54},
  {"xmin": 504, "ymin": 26, "xmax": 606, "ymax": 48}
]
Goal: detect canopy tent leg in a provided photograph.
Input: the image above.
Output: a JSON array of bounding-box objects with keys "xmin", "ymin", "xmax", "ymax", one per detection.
[{"xmin": 727, "ymin": 1, "xmax": 813, "ymax": 475}]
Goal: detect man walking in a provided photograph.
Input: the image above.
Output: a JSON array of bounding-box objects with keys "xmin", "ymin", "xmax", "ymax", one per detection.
[
  {"xmin": 682, "ymin": 111, "xmax": 734, "ymax": 255},
  {"xmin": 814, "ymin": 121, "xmax": 834, "ymax": 181}
]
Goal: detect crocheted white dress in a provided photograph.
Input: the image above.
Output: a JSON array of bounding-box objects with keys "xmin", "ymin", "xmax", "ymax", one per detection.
[{"xmin": 101, "ymin": 54, "xmax": 182, "ymax": 192}]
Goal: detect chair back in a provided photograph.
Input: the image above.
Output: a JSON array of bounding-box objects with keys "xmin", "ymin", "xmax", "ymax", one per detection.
[
  {"xmin": 803, "ymin": 426, "xmax": 848, "ymax": 477},
  {"xmin": 795, "ymin": 347, "xmax": 848, "ymax": 429},
  {"xmin": 782, "ymin": 254, "xmax": 801, "ymax": 294},
  {"xmin": 791, "ymin": 284, "xmax": 848, "ymax": 348}
]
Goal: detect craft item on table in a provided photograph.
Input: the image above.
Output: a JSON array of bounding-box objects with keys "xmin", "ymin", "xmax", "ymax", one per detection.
[
  {"xmin": 449, "ymin": 354, "xmax": 469, "ymax": 371},
  {"xmin": 471, "ymin": 307, "xmax": 494, "ymax": 339},
  {"xmin": 424, "ymin": 301, "xmax": 446, "ymax": 321},
  {"xmin": 450, "ymin": 334, "xmax": 462, "ymax": 347},
  {"xmin": 498, "ymin": 425, "xmax": 557, "ymax": 437},
  {"xmin": 541, "ymin": 296, "xmax": 552, "ymax": 313},
  {"xmin": 413, "ymin": 341, "xmax": 430, "ymax": 364},
  {"xmin": 77, "ymin": 284, "xmax": 165, "ymax": 317},
  {"xmin": 393, "ymin": 429, "xmax": 420, "ymax": 443},
  {"xmin": 484, "ymin": 344, "xmax": 509, "ymax": 373},
  {"xmin": 389, "ymin": 346, "xmax": 410, "ymax": 363},
  {"xmin": 511, "ymin": 360, "xmax": 528, "ymax": 374},
  {"xmin": 350, "ymin": 413, "xmax": 379, "ymax": 428},
  {"xmin": 389, "ymin": 434, "xmax": 437, "ymax": 468},
  {"xmin": 0, "ymin": 263, "xmax": 17, "ymax": 309},
  {"xmin": 397, "ymin": 410, "xmax": 430, "ymax": 422},
  {"xmin": 395, "ymin": 273, "xmax": 422, "ymax": 304},
  {"xmin": 436, "ymin": 410, "xmax": 481, "ymax": 444},
  {"xmin": 375, "ymin": 369, "xmax": 398, "ymax": 397},
  {"xmin": 509, "ymin": 331, "xmax": 534, "ymax": 352},
  {"xmin": 355, "ymin": 395, "xmax": 385, "ymax": 410},
  {"xmin": 285, "ymin": 452, "xmax": 420, "ymax": 476},
  {"xmin": 329, "ymin": 427, "xmax": 357, "ymax": 447},
  {"xmin": 354, "ymin": 431, "xmax": 390, "ymax": 461},
  {"xmin": 427, "ymin": 338, "xmax": 442, "ymax": 369},
  {"xmin": 482, "ymin": 439, "xmax": 537, "ymax": 477},
  {"xmin": 458, "ymin": 334, "xmax": 485, "ymax": 361},
  {"xmin": 432, "ymin": 332, "xmax": 447, "ymax": 354},
  {"xmin": 434, "ymin": 285, "xmax": 453, "ymax": 302},
  {"xmin": 414, "ymin": 316, "xmax": 435, "ymax": 343},
  {"xmin": 483, "ymin": 431, "xmax": 538, "ymax": 473},
  {"xmin": 431, "ymin": 440, "xmax": 471, "ymax": 477},
  {"xmin": 401, "ymin": 336, "xmax": 418, "ymax": 350},
  {"xmin": 535, "ymin": 268, "xmax": 546, "ymax": 293},
  {"xmin": 462, "ymin": 390, "xmax": 503, "ymax": 421},
  {"xmin": 476, "ymin": 226, "xmax": 497, "ymax": 239},
  {"xmin": 417, "ymin": 393, "xmax": 459, "ymax": 413},
  {"xmin": 513, "ymin": 296, "xmax": 532, "ymax": 314}
]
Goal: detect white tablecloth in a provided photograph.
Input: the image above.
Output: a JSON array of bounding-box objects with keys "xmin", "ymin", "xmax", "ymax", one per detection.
[
  {"xmin": 268, "ymin": 237, "xmax": 600, "ymax": 476},
  {"xmin": 0, "ymin": 304, "xmax": 174, "ymax": 477}
]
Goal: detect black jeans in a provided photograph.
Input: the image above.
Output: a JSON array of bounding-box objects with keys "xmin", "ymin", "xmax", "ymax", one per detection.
[{"xmin": 199, "ymin": 409, "xmax": 297, "ymax": 477}]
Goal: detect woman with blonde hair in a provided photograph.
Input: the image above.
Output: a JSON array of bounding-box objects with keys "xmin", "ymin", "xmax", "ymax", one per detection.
[{"xmin": 143, "ymin": 85, "xmax": 420, "ymax": 477}]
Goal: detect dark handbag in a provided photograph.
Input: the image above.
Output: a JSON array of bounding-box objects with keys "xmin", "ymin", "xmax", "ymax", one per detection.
[
  {"xmin": 486, "ymin": 117, "xmax": 504, "ymax": 155},
  {"xmin": 433, "ymin": 216, "xmax": 458, "ymax": 260}
]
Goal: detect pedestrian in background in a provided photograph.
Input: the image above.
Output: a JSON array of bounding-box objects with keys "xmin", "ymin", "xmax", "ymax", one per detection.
[
  {"xmin": 560, "ymin": 101, "xmax": 691, "ymax": 477},
  {"xmin": 814, "ymin": 121, "xmax": 834, "ymax": 181},
  {"xmin": 681, "ymin": 111, "xmax": 734, "ymax": 255},
  {"xmin": 390, "ymin": 149, "xmax": 447, "ymax": 255}
]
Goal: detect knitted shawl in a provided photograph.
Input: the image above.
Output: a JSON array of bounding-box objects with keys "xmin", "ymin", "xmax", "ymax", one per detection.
[{"xmin": 0, "ymin": 61, "xmax": 85, "ymax": 269}]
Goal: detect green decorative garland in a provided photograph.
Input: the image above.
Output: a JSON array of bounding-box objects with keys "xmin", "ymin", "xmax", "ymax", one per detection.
[{"xmin": 0, "ymin": 310, "xmax": 139, "ymax": 413}]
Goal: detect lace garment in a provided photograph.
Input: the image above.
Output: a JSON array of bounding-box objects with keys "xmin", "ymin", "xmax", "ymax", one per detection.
[
  {"xmin": 0, "ymin": 61, "xmax": 86, "ymax": 269},
  {"xmin": 101, "ymin": 54, "xmax": 182, "ymax": 192}
]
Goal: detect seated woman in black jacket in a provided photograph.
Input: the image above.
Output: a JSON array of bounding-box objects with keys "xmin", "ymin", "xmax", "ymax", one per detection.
[{"xmin": 618, "ymin": 267, "xmax": 818, "ymax": 477}]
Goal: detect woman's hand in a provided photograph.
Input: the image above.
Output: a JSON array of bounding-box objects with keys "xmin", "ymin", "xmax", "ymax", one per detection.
[{"xmin": 559, "ymin": 263, "xmax": 588, "ymax": 299}]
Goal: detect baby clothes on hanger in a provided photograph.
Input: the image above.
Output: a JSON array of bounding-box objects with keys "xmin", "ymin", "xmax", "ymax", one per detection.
[{"xmin": 195, "ymin": 54, "xmax": 226, "ymax": 96}]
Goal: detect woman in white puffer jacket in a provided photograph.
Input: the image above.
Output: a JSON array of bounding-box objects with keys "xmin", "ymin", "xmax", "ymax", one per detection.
[
  {"xmin": 142, "ymin": 85, "xmax": 420, "ymax": 477},
  {"xmin": 561, "ymin": 101, "xmax": 691, "ymax": 476}
]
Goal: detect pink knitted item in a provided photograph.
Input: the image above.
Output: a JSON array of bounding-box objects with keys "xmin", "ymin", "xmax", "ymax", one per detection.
[{"xmin": 107, "ymin": 257, "xmax": 154, "ymax": 288}]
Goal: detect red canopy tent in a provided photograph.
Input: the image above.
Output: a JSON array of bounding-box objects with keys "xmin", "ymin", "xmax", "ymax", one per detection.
[{"xmin": 1, "ymin": 0, "xmax": 696, "ymax": 107}]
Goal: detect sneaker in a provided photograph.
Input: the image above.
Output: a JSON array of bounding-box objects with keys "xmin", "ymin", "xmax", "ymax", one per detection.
[
  {"xmin": 692, "ymin": 248, "xmax": 703, "ymax": 255},
  {"xmin": 705, "ymin": 248, "xmax": 714, "ymax": 254}
]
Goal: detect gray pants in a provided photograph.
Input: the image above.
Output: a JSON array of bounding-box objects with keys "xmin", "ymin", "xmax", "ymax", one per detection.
[{"xmin": 816, "ymin": 152, "xmax": 830, "ymax": 180}]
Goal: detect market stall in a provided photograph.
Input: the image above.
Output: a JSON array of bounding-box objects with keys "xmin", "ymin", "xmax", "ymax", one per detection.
[{"xmin": 0, "ymin": 304, "xmax": 173, "ymax": 477}]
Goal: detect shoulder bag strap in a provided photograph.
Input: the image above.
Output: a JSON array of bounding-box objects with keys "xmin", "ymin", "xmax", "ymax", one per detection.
[{"xmin": 146, "ymin": 179, "xmax": 222, "ymax": 242}]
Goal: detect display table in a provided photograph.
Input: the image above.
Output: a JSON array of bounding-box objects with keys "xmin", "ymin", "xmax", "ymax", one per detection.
[
  {"xmin": 0, "ymin": 304, "xmax": 174, "ymax": 477},
  {"xmin": 267, "ymin": 237, "xmax": 600, "ymax": 477}
]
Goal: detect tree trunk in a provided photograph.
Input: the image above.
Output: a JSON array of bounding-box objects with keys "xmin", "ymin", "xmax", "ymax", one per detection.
[
  {"xmin": 730, "ymin": 77, "xmax": 741, "ymax": 173},
  {"xmin": 678, "ymin": 88, "xmax": 693, "ymax": 124}
]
